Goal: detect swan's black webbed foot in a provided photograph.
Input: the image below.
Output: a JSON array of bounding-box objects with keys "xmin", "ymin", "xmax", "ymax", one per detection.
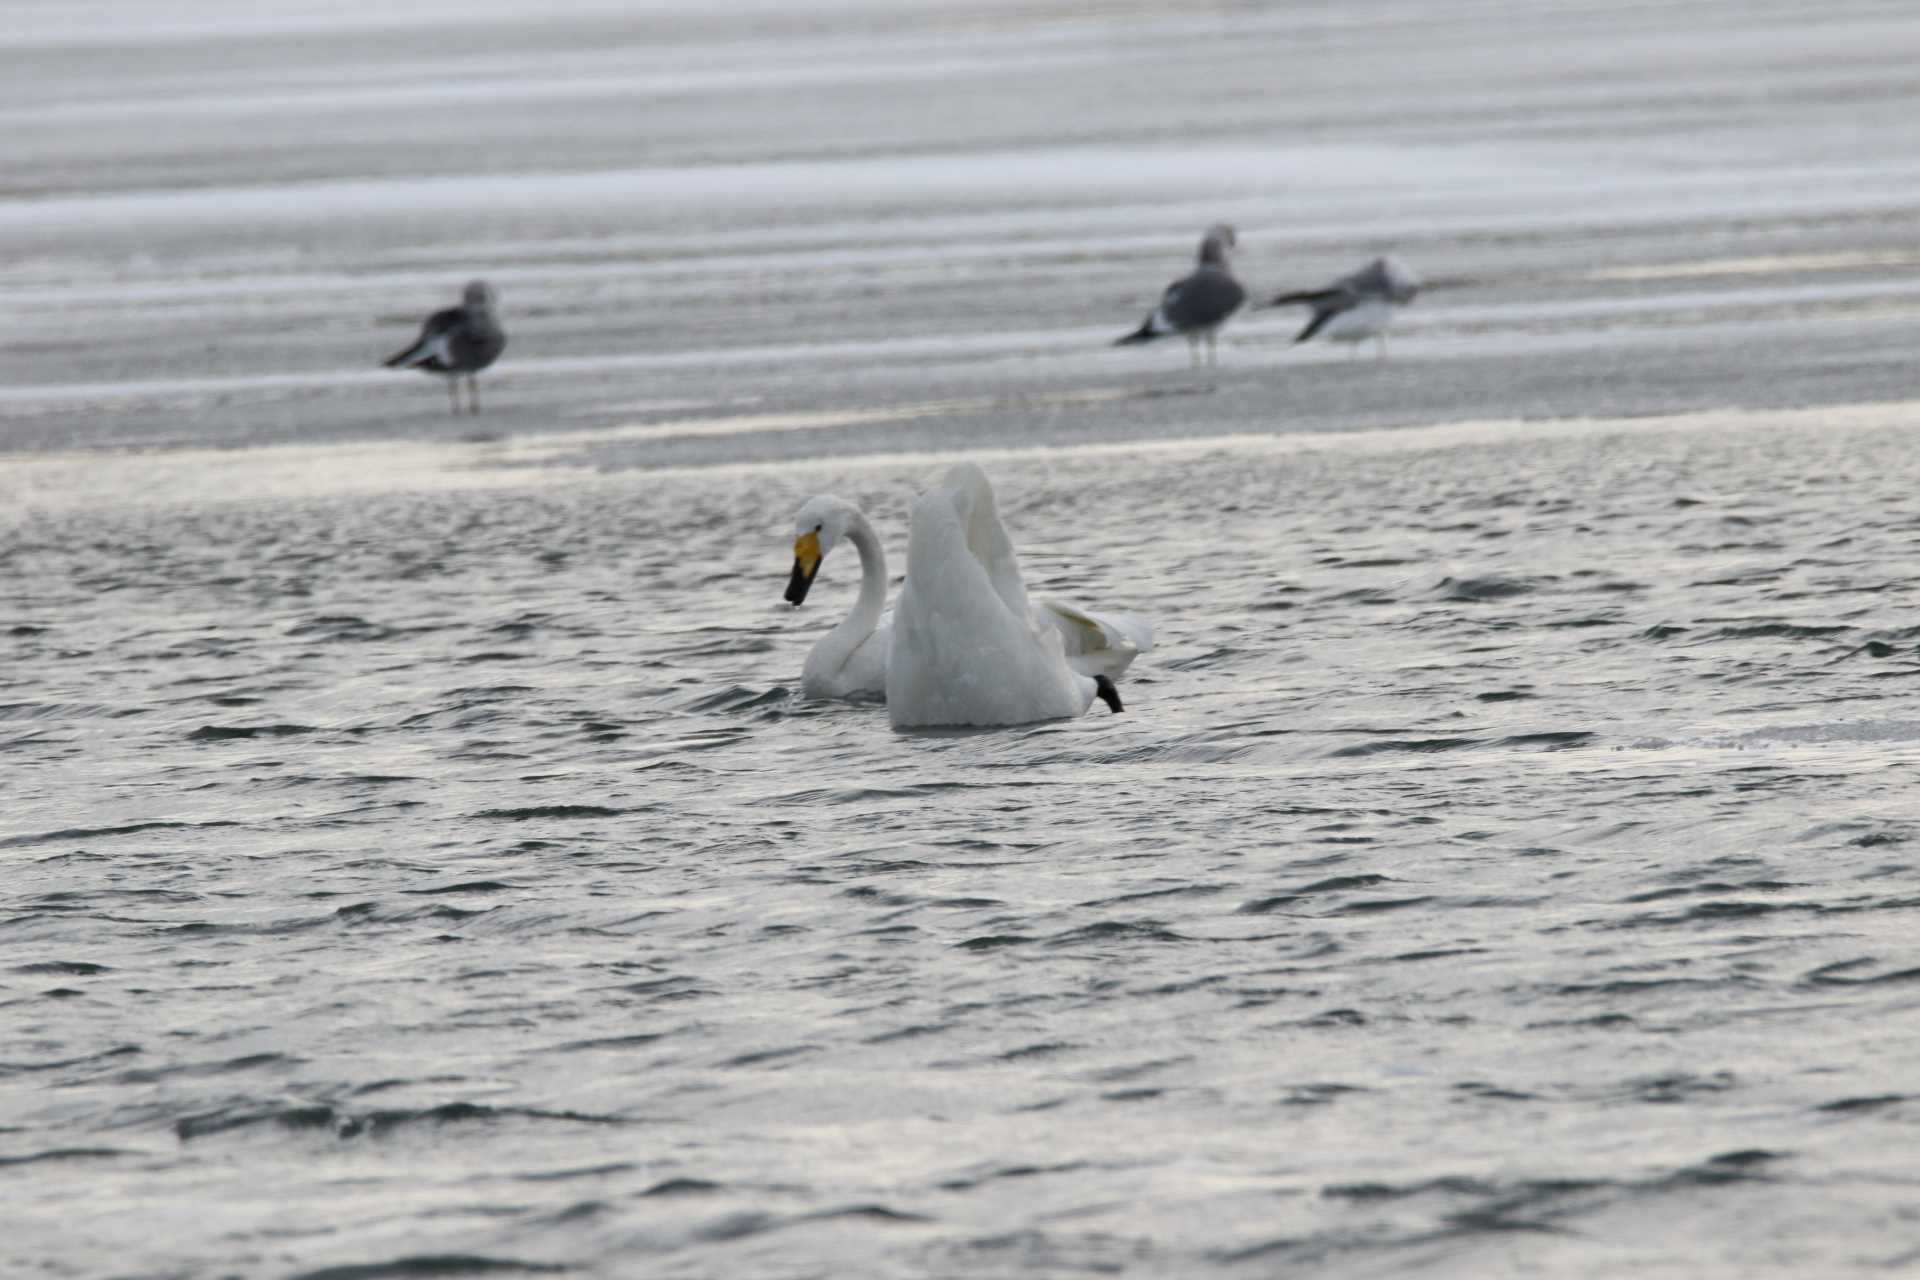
[{"xmin": 1094, "ymin": 675, "xmax": 1123, "ymax": 714}]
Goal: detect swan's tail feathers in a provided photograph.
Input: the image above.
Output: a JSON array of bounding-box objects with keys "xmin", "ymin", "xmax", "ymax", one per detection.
[
  {"xmin": 1114, "ymin": 315, "xmax": 1162, "ymax": 345},
  {"xmin": 1094, "ymin": 674, "xmax": 1123, "ymax": 714},
  {"xmin": 1040, "ymin": 599, "xmax": 1152, "ymax": 681}
]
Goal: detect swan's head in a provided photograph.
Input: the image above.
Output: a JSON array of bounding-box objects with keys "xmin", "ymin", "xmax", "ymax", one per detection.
[{"xmin": 785, "ymin": 494, "xmax": 858, "ymax": 607}]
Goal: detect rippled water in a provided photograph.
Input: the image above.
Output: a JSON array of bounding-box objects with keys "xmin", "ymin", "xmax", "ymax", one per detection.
[{"xmin": 8, "ymin": 407, "xmax": 1920, "ymax": 1277}]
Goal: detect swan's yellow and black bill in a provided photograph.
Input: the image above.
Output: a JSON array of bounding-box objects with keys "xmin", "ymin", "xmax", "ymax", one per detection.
[{"xmin": 785, "ymin": 531, "xmax": 823, "ymax": 606}]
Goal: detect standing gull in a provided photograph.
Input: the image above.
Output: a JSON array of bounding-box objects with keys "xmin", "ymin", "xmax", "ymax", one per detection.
[
  {"xmin": 383, "ymin": 280, "xmax": 506, "ymax": 414},
  {"xmin": 1270, "ymin": 256, "xmax": 1420, "ymax": 359},
  {"xmin": 1114, "ymin": 224, "xmax": 1246, "ymax": 368}
]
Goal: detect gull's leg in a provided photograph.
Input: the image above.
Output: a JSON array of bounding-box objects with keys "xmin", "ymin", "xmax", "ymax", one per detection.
[
  {"xmin": 446, "ymin": 376, "xmax": 460, "ymax": 415},
  {"xmin": 1376, "ymin": 333, "xmax": 1389, "ymax": 361},
  {"xmin": 468, "ymin": 376, "xmax": 482, "ymax": 415},
  {"xmin": 1187, "ymin": 335, "xmax": 1201, "ymax": 369},
  {"xmin": 1206, "ymin": 331, "xmax": 1219, "ymax": 368}
]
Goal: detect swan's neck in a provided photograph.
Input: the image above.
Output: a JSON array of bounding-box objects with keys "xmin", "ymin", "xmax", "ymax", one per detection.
[{"xmin": 810, "ymin": 512, "xmax": 887, "ymax": 678}]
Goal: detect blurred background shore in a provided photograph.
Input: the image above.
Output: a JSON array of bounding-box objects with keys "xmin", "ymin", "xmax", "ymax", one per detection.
[{"xmin": 3, "ymin": 0, "xmax": 1918, "ymax": 465}]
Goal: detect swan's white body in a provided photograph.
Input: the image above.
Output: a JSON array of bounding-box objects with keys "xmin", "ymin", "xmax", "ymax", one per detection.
[
  {"xmin": 784, "ymin": 492, "xmax": 1149, "ymax": 706},
  {"xmin": 886, "ymin": 464, "xmax": 1149, "ymax": 728}
]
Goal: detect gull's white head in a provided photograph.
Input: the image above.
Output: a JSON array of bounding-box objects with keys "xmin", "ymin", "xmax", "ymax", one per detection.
[
  {"xmin": 785, "ymin": 494, "xmax": 859, "ymax": 607},
  {"xmin": 462, "ymin": 279, "xmax": 496, "ymax": 310},
  {"xmin": 1199, "ymin": 223, "xmax": 1237, "ymax": 266},
  {"xmin": 1374, "ymin": 257, "xmax": 1421, "ymax": 303}
]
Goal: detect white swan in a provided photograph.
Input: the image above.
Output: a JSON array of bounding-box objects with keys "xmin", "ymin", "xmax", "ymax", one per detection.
[
  {"xmin": 783, "ymin": 488, "xmax": 1151, "ymax": 708},
  {"xmin": 784, "ymin": 495, "xmax": 891, "ymax": 701},
  {"xmin": 886, "ymin": 464, "xmax": 1150, "ymax": 728}
]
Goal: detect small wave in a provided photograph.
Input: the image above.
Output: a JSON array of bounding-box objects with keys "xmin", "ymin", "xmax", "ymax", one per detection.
[
  {"xmin": 955, "ymin": 934, "xmax": 1033, "ymax": 951},
  {"xmin": 0, "ymin": 819, "xmax": 241, "ymax": 849},
  {"xmin": 110, "ymin": 1051, "xmax": 299, "ymax": 1085},
  {"xmin": 641, "ymin": 1177, "xmax": 724, "ymax": 1196},
  {"xmin": 801, "ymin": 1204, "xmax": 932, "ymax": 1225},
  {"xmin": 1043, "ymin": 920, "xmax": 1190, "ymax": 947},
  {"xmin": 683, "ymin": 684, "xmax": 791, "ymax": 713},
  {"xmin": 176, "ymin": 1100, "xmax": 629, "ymax": 1142},
  {"xmin": 1429, "ymin": 575, "xmax": 1542, "ymax": 601},
  {"xmin": 546, "ymin": 1033, "xmax": 664, "ymax": 1053},
  {"xmin": 0, "ymin": 1044, "xmax": 140, "ymax": 1076},
  {"xmin": 285, "ymin": 614, "xmax": 401, "ymax": 642},
  {"xmin": 471, "ymin": 805, "xmax": 623, "ymax": 820},
  {"xmin": 513, "ymin": 1162, "xmax": 641, "ymax": 1182},
  {"xmin": 1802, "ymin": 959, "xmax": 1920, "ymax": 987},
  {"xmin": 399, "ymin": 880, "xmax": 514, "ymax": 895},
  {"xmin": 188, "ymin": 723, "xmax": 318, "ymax": 741},
  {"xmin": 936, "ymin": 1161, "xmax": 1089, "ymax": 1191},
  {"xmin": 1159, "ymin": 646, "xmax": 1241, "ymax": 671},
  {"xmin": 1330, "ymin": 737, "xmax": 1479, "ymax": 757},
  {"xmin": 1655, "ymin": 1149, "xmax": 1785, "ymax": 1187},
  {"xmin": 1813, "ymin": 1093, "xmax": 1908, "ymax": 1114},
  {"xmin": 1237, "ymin": 874, "xmax": 1398, "ymax": 914},
  {"xmin": 721, "ymin": 1045, "xmax": 816, "ymax": 1068},
  {"xmin": 288, "ymin": 1256, "xmax": 570, "ymax": 1280},
  {"xmin": 0, "ymin": 1147, "xmax": 129, "ymax": 1168},
  {"xmin": 1705, "ymin": 622, "xmax": 1853, "ymax": 641},
  {"xmin": 1499, "ymin": 730, "xmax": 1595, "ymax": 750}
]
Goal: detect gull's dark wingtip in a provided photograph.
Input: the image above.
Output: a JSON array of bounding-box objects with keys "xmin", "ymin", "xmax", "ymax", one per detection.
[{"xmin": 1294, "ymin": 311, "xmax": 1335, "ymax": 344}]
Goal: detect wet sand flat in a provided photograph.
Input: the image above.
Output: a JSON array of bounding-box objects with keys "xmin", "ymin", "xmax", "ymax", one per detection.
[{"xmin": 4, "ymin": 0, "xmax": 1920, "ymax": 459}]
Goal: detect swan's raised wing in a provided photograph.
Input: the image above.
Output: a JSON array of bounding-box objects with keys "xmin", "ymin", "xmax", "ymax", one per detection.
[
  {"xmin": 889, "ymin": 485, "xmax": 1088, "ymax": 727},
  {"xmin": 944, "ymin": 463, "xmax": 1032, "ymax": 624},
  {"xmin": 1036, "ymin": 599, "xmax": 1153, "ymax": 681}
]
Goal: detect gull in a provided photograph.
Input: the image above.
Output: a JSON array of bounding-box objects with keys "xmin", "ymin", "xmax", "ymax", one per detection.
[
  {"xmin": 1270, "ymin": 256, "xmax": 1420, "ymax": 359},
  {"xmin": 1114, "ymin": 224, "xmax": 1246, "ymax": 368},
  {"xmin": 383, "ymin": 280, "xmax": 506, "ymax": 414}
]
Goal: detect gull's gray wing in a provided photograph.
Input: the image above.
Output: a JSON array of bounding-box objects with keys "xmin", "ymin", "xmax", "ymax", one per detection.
[
  {"xmin": 384, "ymin": 306, "xmax": 463, "ymax": 369},
  {"xmin": 1158, "ymin": 265, "xmax": 1246, "ymax": 333}
]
